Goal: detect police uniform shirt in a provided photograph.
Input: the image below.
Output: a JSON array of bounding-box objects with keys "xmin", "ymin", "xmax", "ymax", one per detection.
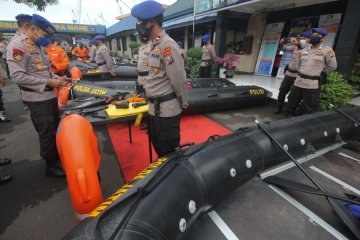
[
  {"xmin": 137, "ymin": 42, "xmax": 150, "ymax": 86},
  {"xmin": 285, "ymin": 47, "xmax": 301, "ymax": 78},
  {"xmin": 146, "ymin": 30, "xmax": 188, "ymax": 117},
  {"xmin": 6, "ymin": 33, "xmax": 57, "ymax": 102},
  {"xmin": 89, "ymin": 45, "xmax": 97, "ymax": 62},
  {"xmin": 200, "ymin": 43, "xmax": 216, "ymax": 67},
  {"xmin": 294, "ymin": 44, "xmax": 337, "ymax": 89},
  {"xmin": 0, "ymin": 64, "xmax": 6, "ymax": 79},
  {"xmin": 95, "ymin": 45, "xmax": 115, "ymax": 73}
]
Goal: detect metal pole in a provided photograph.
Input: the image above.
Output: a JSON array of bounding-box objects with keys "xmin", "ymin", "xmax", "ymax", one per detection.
[{"xmin": 192, "ymin": 0, "xmax": 196, "ymax": 48}]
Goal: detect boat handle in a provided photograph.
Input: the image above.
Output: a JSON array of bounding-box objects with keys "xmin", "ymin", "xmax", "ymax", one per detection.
[{"xmin": 208, "ymin": 93, "xmax": 218, "ymax": 97}]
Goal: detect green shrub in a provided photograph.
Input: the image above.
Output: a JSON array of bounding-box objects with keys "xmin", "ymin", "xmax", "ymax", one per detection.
[
  {"xmin": 319, "ymin": 72, "xmax": 357, "ymax": 111},
  {"xmin": 187, "ymin": 47, "xmax": 202, "ymax": 60},
  {"xmin": 186, "ymin": 57, "xmax": 201, "ymax": 78},
  {"xmin": 132, "ymin": 48, "xmax": 139, "ymax": 55},
  {"xmin": 129, "ymin": 41, "xmax": 139, "ymax": 49}
]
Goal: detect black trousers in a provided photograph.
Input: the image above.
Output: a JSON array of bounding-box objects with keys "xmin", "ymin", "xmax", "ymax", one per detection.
[
  {"xmin": 0, "ymin": 89, "xmax": 3, "ymax": 111},
  {"xmin": 199, "ymin": 65, "xmax": 212, "ymax": 78},
  {"xmin": 24, "ymin": 98, "xmax": 61, "ymax": 168},
  {"xmin": 149, "ymin": 114, "xmax": 181, "ymax": 157},
  {"xmin": 277, "ymin": 75, "xmax": 296, "ymax": 108},
  {"xmin": 285, "ymin": 86, "xmax": 319, "ymax": 115}
]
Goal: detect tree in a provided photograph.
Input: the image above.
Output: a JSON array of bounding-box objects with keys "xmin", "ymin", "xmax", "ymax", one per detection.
[{"xmin": 12, "ymin": 0, "xmax": 59, "ymax": 11}]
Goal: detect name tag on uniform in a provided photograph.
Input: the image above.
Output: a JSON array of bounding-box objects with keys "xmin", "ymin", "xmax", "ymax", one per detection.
[{"xmin": 151, "ymin": 53, "xmax": 160, "ymax": 58}]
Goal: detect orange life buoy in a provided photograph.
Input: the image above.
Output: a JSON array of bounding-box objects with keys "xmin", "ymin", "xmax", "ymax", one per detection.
[{"xmin": 56, "ymin": 114, "xmax": 103, "ymax": 221}]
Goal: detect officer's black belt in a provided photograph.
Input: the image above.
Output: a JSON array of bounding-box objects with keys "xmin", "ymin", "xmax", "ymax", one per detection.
[
  {"xmin": 287, "ymin": 68, "xmax": 298, "ymax": 74},
  {"xmin": 299, "ymin": 72, "xmax": 320, "ymax": 80},
  {"xmin": 147, "ymin": 92, "xmax": 177, "ymax": 104},
  {"xmin": 138, "ymin": 71, "xmax": 149, "ymax": 76},
  {"xmin": 19, "ymin": 86, "xmax": 53, "ymax": 92},
  {"xmin": 97, "ymin": 62, "xmax": 106, "ymax": 66}
]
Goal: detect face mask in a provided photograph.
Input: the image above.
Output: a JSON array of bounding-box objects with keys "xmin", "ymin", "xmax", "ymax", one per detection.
[
  {"xmin": 136, "ymin": 21, "xmax": 153, "ymax": 40},
  {"xmin": 34, "ymin": 29, "xmax": 51, "ymax": 47},
  {"xmin": 299, "ymin": 39, "xmax": 307, "ymax": 47},
  {"xmin": 310, "ymin": 36, "xmax": 321, "ymax": 45}
]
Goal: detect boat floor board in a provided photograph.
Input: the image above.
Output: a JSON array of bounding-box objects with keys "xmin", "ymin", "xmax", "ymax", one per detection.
[{"xmin": 184, "ymin": 149, "xmax": 360, "ymax": 240}]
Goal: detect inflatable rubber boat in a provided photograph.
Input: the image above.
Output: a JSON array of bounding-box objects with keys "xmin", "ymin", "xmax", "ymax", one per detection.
[
  {"xmin": 61, "ymin": 77, "xmax": 271, "ymax": 123},
  {"xmin": 69, "ymin": 60, "xmax": 137, "ymax": 80},
  {"xmin": 61, "ymin": 106, "xmax": 360, "ymax": 239}
]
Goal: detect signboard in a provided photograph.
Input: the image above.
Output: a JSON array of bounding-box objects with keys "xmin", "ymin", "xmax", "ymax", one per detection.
[
  {"xmin": 195, "ymin": 0, "xmax": 252, "ymax": 14},
  {"xmin": 256, "ymin": 22, "xmax": 284, "ymax": 76},
  {"xmin": 289, "ymin": 17, "xmax": 316, "ymax": 35},
  {"xmin": 0, "ymin": 21, "xmax": 106, "ymax": 34},
  {"xmin": 318, "ymin": 13, "xmax": 342, "ymax": 47},
  {"xmin": 276, "ymin": 51, "xmax": 294, "ymax": 79}
]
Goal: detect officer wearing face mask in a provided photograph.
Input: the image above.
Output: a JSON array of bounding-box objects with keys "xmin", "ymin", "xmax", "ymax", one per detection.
[
  {"xmin": 274, "ymin": 31, "xmax": 311, "ymax": 114},
  {"xmin": 199, "ymin": 34, "xmax": 216, "ymax": 78},
  {"xmin": 94, "ymin": 35, "xmax": 116, "ymax": 80},
  {"xmin": 131, "ymin": 0, "xmax": 188, "ymax": 157},
  {"xmin": 6, "ymin": 14, "xmax": 66, "ymax": 178},
  {"xmin": 285, "ymin": 28, "xmax": 337, "ymax": 116}
]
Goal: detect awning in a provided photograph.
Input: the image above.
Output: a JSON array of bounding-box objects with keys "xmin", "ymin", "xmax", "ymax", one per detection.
[{"xmin": 163, "ymin": 13, "xmax": 217, "ymax": 30}]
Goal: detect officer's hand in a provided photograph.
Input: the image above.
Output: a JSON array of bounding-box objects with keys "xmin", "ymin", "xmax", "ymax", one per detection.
[
  {"xmin": 183, "ymin": 103, "xmax": 189, "ymax": 109},
  {"xmin": 0, "ymin": 78, "xmax": 5, "ymax": 87},
  {"xmin": 110, "ymin": 71, "xmax": 116, "ymax": 77},
  {"xmin": 47, "ymin": 78, "xmax": 66, "ymax": 88}
]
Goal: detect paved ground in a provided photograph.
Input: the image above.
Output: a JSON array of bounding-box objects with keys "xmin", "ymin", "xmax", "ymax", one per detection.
[{"xmin": 0, "ymin": 80, "xmax": 285, "ymax": 239}]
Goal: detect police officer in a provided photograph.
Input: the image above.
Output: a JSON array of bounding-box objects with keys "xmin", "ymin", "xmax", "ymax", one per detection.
[
  {"xmin": 274, "ymin": 31, "xmax": 311, "ymax": 114},
  {"xmin": 0, "ymin": 64, "xmax": 10, "ymax": 122},
  {"xmin": 7, "ymin": 14, "xmax": 66, "ymax": 177},
  {"xmin": 12, "ymin": 14, "xmax": 33, "ymax": 110},
  {"xmin": 131, "ymin": 0, "xmax": 188, "ymax": 157},
  {"xmin": 136, "ymin": 37, "xmax": 150, "ymax": 95},
  {"xmin": 177, "ymin": 41, "xmax": 186, "ymax": 59},
  {"xmin": 88, "ymin": 39, "xmax": 97, "ymax": 63},
  {"xmin": 71, "ymin": 42, "xmax": 88, "ymax": 61},
  {"xmin": 285, "ymin": 28, "xmax": 337, "ymax": 116},
  {"xmin": 94, "ymin": 35, "xmax": 116, "ymax": 80},
  {"xmin": 199, "ymin": 34, "xmax": 216, "ymax": 78}
]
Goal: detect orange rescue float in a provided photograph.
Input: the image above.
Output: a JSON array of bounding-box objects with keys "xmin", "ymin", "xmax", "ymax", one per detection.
[{"xmin": 56, "ymin": 114, "xmax": 103, "ymax": 221}]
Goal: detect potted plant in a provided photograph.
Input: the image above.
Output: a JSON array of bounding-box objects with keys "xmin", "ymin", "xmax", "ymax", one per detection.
[{"xmin": 216, "ymin": 53, "xmax": 240, "ymax": 78}]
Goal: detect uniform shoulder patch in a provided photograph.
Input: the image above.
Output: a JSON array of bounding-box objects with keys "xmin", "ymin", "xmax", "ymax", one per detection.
[
  {"xmin": 13, "ymin": 47, "xmax": 25, "ymax": 62},
  {"xmin": 327, "ymin": 49, "xmax": 335, "ymax": 58},
  {"xmin": 161, "ymin": 47, "xmax": 174, "ymax": 65}
]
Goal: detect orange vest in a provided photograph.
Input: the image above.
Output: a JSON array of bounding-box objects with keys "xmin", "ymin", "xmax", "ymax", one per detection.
[
  {"xmin": 72, "ymin": 47, "xmax": 89, "ymax": 61},
  {"xmin": 46, "ymin": 44, "xmax": 70, "ymax": 74}
]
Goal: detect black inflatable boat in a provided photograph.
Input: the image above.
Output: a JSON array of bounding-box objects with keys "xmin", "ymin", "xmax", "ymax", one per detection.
[
  {"xmin": 63, "ymin": 77, "xmax": 271, "ymax": 121},
  {"xmin": 63, "ymin": 106, "xmax": 360, "ymax": 239},
  {"xmin": 69, "ymin": 60, "xmax": 138, "ymax": 80}
]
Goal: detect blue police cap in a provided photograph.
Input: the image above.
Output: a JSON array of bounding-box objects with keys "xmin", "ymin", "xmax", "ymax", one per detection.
[
  {"xmin": 89, "ymin": 39, "xmax": 96, "ymax": 45},
  {"xmin": 300, "ymin": 31, "xmax": 312, "ymax": 38},
  {"xmin": 94, "ymin": 35, "xmax": 106, "ymax": 41},
  {"xmin": 31, "ymin": 14, "xmax": 56, "ymax": 35},
  {"xmin": 15, "ymin": 14, "xmax": 32, "ymax": 22},
  {"xmin": 177, "ymin": 41, "xmax": 183, "ymax": 46},
  {"xmin": 312, "ymin": 28, "xmax": 328, "ymax": 37},
  {"xmin": 202, "ymin": 34, "xmax": 210, "ymax": 41},
  {"xmin": 131, "ymin": 1, "xmax": 165, "ymax": 21}
]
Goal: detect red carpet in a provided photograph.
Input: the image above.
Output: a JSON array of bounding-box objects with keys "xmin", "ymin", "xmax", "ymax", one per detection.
[{"xmin": 107, "ymin": 114, "xmax": 232, "ymax": 182}]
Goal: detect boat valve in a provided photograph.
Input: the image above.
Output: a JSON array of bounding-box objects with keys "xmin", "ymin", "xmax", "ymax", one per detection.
[{"xmin": 230, "ymin": 168, "xmax": 237, "ymax": 177}]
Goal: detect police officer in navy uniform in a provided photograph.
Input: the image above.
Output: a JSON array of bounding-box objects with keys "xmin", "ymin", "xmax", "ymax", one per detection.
[
  {"xmin": 7, "ymin": 14, "xmax": 66, "ymax": 177},
  {"xmin": 274, "ymin": 31, "xmax": 311, "ymax": 114},
  {"xmin": 94, "ymin": 35, "xmax": 116, "ymax": 80},
  {"xmin": 285, "ymin": 28, "xmax": 337, "ymax": 116},
  {"xmin": 132, "ymin": 1, "xmax": 188, "ymax": 157},
  {"xmin": 199, "ymin": 34, "xmax": 216, "ymax": 78}
]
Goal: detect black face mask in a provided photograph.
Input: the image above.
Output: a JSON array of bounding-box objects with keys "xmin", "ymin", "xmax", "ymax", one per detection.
[{"xmin": 136, "ymin": 21, "xmax": 153, "ymax": 40}]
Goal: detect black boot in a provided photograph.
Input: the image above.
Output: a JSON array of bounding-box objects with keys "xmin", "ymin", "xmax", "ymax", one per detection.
[
  {"xmin": 45, "ymin": 166, "xmax": 66, "ymax": 178},
  {"xmin": 0, "ymin": 158, "xmax": 11, "ymax": 167},
  {"xmin": 0, "ymin": 175, "xmax": 12, "ymax": 185}
]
